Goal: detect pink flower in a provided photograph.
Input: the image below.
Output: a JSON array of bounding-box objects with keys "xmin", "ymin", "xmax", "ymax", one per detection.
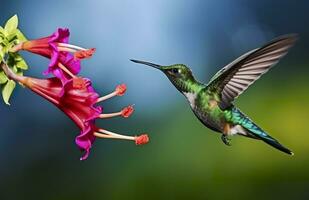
[
  {"xmin": 11, "ymin": 28, "xmax": 95, "ymax": 85},
  {"xmin": 11, "ymin": 73, "xmax": 149, "ymax": 160}
]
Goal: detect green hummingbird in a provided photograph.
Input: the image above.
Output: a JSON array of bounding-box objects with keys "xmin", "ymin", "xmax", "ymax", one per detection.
[{"xmin": 131, "ymin": 34, "xmax": 297, "ymax": 155}]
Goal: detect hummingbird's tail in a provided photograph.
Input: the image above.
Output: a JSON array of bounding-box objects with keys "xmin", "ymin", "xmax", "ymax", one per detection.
[
  {"xmin": 244, "ymin": 124, "xmax": 293, "ymax": 155},
  {"xmin": 233, "ymin": 109, "xmax": 293, "ymax": 155}
]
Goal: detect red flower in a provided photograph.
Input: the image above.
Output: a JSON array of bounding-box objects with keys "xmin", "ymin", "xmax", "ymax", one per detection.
[
  {"xmin": 3, "ymin": 64, "xmax": 149, "ymax": 160},
  {"xmin": 11, "ymin": 28, "xmax": 95, "ymax": 86}
]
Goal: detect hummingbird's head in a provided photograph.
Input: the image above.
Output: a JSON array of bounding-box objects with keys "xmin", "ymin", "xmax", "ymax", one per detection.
[{"xmin": 130, "ymin": 59, "xmax": 196, "ymax": 93}]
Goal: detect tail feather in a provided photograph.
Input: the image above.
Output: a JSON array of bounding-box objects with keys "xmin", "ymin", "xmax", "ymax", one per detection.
[
  {"xmin": 232, "ymin": 108, "xmax": 293, "ymax": 155},
  {"xmin": 244, "ymin": 124, "xmax": 293, "ymax": 155}
]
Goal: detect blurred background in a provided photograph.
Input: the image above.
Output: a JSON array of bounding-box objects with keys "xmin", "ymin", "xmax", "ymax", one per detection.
[{"xmin": 0, "ymin": 0, "xmax": 309, "ymax": 199}]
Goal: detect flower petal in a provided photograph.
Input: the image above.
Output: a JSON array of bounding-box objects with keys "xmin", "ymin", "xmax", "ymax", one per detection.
[
  {"xmin": 75, "ymin": 122, "xmax": 97, "ymax": 160},
  {"xmin": 61, "ymin": 54, "xmax": 81, "ymax": 75},
  {"xmin": 49, "ymin": 28, "xmax": 70, "ymax": 44}
]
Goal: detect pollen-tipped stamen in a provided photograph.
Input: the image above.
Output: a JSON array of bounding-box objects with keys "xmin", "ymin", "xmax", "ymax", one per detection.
[
  {"xmin": 99, "ymin": 112, "xmax": 122, "ymax": 118},
  {"xmin": 74, "ymin": 48, "xmax": 96, "ymax": 59},
  {"xmin": 121, "ymin": 105, "xmax": 134, "ymax": 118},
  {"xmin": 94, "ymin": 129, "xmax": 135, "ymax": 141},
  {"xmin": 96, "ymin": 84, "xmax": 127, "ymax": 103},
  {"xmin": 99, "ymin": 105, "xmax": 134, "ymax": 118},
  {"xmin": 57, "ymin": 43, "xmax": 86, "ymax": 51},
  {"xmin": 96, "ymin": 91, "xmax": 117, "ymax": 103},
  {"xmin": 57, "ymin": 46, "xmax": 78, "ymax": 53},
  {"xmin": 58, "ymin": 63, "xmax": 76, "ymax": 78},
  {"xmin": 57, "ymin": 43, "xmax": 95, "ymax": 59},
  {"xmin": 94, "ymin": 129, "xmax": 149, "ymax": 145}
]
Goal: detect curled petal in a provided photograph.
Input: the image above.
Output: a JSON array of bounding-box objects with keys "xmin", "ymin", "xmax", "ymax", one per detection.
[
  {"xmin": 116, "ymin": 84, "xmax": 127, "ymax": 96},
  {"xmin": 75, "ymin": 123, "xmax": 97, "ymax": 161},
  {"xmin": 135, "ymin": 134, "xmax": 149, "ymax": 145},
  {"xmin": 49, "ymin": 28, "xmax": 70, "ymax": 44}
]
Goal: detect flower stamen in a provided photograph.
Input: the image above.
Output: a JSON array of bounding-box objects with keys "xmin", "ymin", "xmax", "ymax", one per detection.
[
  {"xmin": 58, "ymin": 63, "xmax": 76, "ymax": 78},
  {"xmin": 57, "ymin": 44, "xmax": 95, "ymax": 59},
  {"xmin": 57, "ymin": 46, "xmax": 77, "ymax": 53},
  {"xmin": 96, "ymin": 92, "xmax": 117, "ymax": 103},
  {"xmin": 135, "ymin": 134, "xmax": 149, "ymax": 145},
  {"xmin": 115, "ymin": 84, "xmax": 127, "ymax": 96},
  {"xmin": 94, "ymin": 129, "xmax": 149, "ymax": 145},
  {"xmin": 74, "ymin": 48, "xmax": 96, "ymax": 59},
  {"xmin": 99, "ymin": 105, "xmax": 134, "ymax": 119},
  {"xmin": 99, "ymin": 112, "xmax": 122, "ymax": 118},
  {"xmin": 57, "ymin": 43, "xmax": 86, "ymax": 51},
  {"xmin": 94, "ymin": 129, "xmax": 135, "ymax": 141},
  {"xmin": 121, "ymin": 105, "xmax": 134, "ymax": 118},
  {"xmin": 73, "ymin": 77, "xmax": 86, "ymax": 89},
  {"xmin": 96, "ymin": 84, "xmax": 127, "ymax": 103}
]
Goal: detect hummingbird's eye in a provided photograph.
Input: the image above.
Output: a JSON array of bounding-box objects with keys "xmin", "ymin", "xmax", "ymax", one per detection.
[{"xmin": 172, "ymin": 68, "xmax": 179, "ymax": 74}]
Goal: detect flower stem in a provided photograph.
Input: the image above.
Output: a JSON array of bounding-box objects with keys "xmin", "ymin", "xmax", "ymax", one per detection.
[{"xmin": 0, "ymin": 61, "xmax": 26, "ymax": 84}]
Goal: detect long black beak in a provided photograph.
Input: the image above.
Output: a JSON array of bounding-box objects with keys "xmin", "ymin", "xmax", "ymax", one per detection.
[{"xmin": 130, "ymin": 59, "xmax": 162, "ymax": 70}]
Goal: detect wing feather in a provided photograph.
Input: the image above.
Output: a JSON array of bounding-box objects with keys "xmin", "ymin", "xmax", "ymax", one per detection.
[{"xmin": 207, "ymin": 34, "xmax": 297, "ymax": 110}]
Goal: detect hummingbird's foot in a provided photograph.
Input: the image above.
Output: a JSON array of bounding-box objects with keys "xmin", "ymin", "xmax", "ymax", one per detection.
[{"xmin": 221, "ymin": 135, "xmax": 232, "ymax": 146}]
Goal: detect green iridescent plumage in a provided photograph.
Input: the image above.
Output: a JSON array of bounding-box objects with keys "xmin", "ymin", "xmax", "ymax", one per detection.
[{"xmin": 131, "ymin": 34, "xmax": 297, "ymax": 155}]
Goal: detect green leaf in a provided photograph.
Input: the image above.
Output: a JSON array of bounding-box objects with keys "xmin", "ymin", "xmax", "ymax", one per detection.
[
  {"xmin": 16, "ymin": 29, "xmax": 27, "ymax": 42},
  {"xmin": 4, "ymin": 15, "xmax": 18, "ymax": 35},
  {"xmin": 0, "ymin": 70, "xmax": 8, "ymax": 84},
  {"xmin": 0, "ymin": 48, "xmax": 4, "ymax": 59},
  {"xmin": 14, "ymin": 54, "xmax": 23, "ymax": 61},
  {"xmin": 7, "ymin": 52, "xmax": 29, "ymax": 70},
  {"xmin": 16, "ymin": 69, "xmax": 23, "ymax": 76},
  {"xmin": 7, "ymin": 33, "xmax": 17, "ymax": 43},
  {"xmin": 7, "ymin": 53, "xmax": 15, "ymax": 66},
  {"xmin": 16, "ymin": 59, "xmax": 28, "ymax": 70},
  {"xmin": 12, "ymin": 65, "xmax": 18, "ymax": 73},
  {"xmin": 2, "ymin": 79, "xmax": 16, "ymax": 105}
]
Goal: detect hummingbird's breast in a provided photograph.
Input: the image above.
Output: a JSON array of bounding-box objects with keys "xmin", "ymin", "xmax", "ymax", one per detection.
[
  {"xmin": 183, "ymin": 92, "xmax": 197, "ymax": 108},
  {"xmin": 187, "ymin": 91, "xmax": 227, "ymax": 133}
]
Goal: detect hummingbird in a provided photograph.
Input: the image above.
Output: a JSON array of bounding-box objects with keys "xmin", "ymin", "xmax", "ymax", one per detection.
[{"xmin": 131, "ymin": 34, "xmax": 297, "ymax": 155}]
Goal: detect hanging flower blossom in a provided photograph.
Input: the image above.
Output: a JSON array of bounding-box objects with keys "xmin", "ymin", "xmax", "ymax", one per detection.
[
  {"xmin": 11, "ymin": 28, "xmax": 95, "ymax": 85},
  {"xmin": 1, "ymin": 62, "xmax": 149, "ymax": 160}
]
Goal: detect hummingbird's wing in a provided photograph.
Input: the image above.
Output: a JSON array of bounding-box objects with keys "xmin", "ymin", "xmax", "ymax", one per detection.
[{"xmin": 207, "ymin": 34, "xmax": 297, "ymax": 110}]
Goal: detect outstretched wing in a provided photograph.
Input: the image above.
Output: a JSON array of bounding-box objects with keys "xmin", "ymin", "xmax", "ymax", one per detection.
[{"xmin": 207, "ymin": 34, "xmax": 297, "ymax": 110}]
